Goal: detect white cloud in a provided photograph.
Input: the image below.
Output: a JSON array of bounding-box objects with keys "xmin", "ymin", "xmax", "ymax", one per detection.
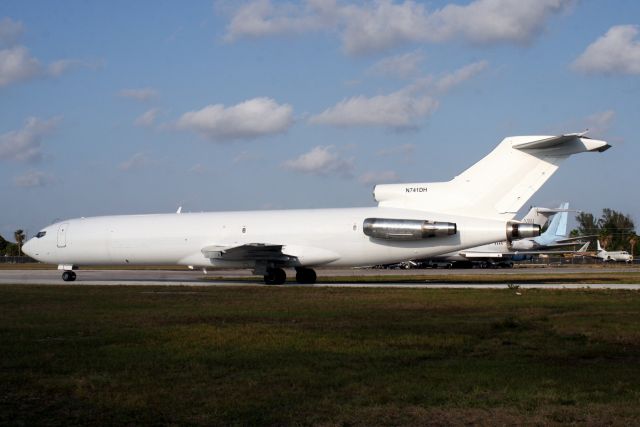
[
  {"xmin": 135, "ymin": 108, "xmax": 160, "ymax": 127},
  {"xmin": 434, "ymin": 60, "xmax": 488, "ymax": 93},
  {"xmin": 424, "ymin": 0, "xmax": 570, "ymax": 45},
  {"xmin": 0, "ymin": 17, "xmax": 24, "ymax": 46},
  {"xmin": 0, "ymin": 116, "xmax": 61, "ymax": 163},
  {"xmin": 223, "ymin": 0, "xmax": 571, "ymax": 55},
  {"xmin": 310, "ymin": 60, "xmax": 486, "ymax": 129},
  {"xmin": 13, "ymin": 170, "xmax": 52, "ymax": 188},
  {"xmin": 310, "ymin": 87, "xmax": 438, "ymax": 128},
  {"xmin": 358, "ymin": 170, "xmax": 399, "ymax": 185},
  {"xmin": 176, "ymin": 97, "xmax": 293, "ymax": 141},
  {"xmin": 118, "ymin": 152, "xmax": 149, "ymax": 171},
  {"xmin": 368, "ymin": 50, "xmax": 425, "ymax": 78},
  {"xmin": 118, "ymin": 87, "xmax": 159, "ymax": 102},
  {"xmin": 572, "ymin": 25, "xmax": 640, "ymax": 75},
  {"xmin": 0, "ymin": 46, "xmax": 42, "ymax": 87},
  {"xmin": 282, "ymin": 145, "xmax": 354, "ymax": 177},
  {"xmin": 224, "ymin": 0, "xmax": 333, "ymax": 41},
  {"xmin": 0, "ymin": 18, "xmax": 95, "ymax": 87}
]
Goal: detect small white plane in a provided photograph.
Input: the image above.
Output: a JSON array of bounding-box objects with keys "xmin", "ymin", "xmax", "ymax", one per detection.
[
  {"xmin": 22, "ymin": 132, "xmax": 610, "ymax": 284},
  {"xmin": 595, "ymin": 240, "xmax": 633, "ymax": 263}
]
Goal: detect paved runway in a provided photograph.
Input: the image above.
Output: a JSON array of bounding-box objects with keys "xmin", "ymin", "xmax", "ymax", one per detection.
[{"xmin": 1, "ymin": 267, "xmax": 639, "ymax": 289}]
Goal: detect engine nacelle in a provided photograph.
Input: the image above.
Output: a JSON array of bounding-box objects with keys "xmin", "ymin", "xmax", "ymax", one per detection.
[
  {"xmin": 363, "ymin": 218, "xmax": 457, "ymax": 241},
  {"xmin": 506, "ymin": 222, "xmax": 541, "ymax": 241}
]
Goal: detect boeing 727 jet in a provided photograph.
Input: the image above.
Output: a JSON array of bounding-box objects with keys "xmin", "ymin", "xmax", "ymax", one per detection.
[{"xmin": 22, "ymin": 133, "xmax": 610, "ymax": 284}]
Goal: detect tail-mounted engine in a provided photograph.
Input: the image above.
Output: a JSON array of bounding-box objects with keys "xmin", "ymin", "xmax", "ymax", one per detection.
[
  {"xmin": 363, "ymin": 218, "xmax": 457, "ymax": 241},
  {"xmin": 506, "ymin": 222, "xmax": 541, "ymax": 241}
]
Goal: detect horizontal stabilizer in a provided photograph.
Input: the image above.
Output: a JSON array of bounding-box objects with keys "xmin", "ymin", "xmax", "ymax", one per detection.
[{"xmin": 512, "ymin": 132, "xmax": 608, "ymax": 151}]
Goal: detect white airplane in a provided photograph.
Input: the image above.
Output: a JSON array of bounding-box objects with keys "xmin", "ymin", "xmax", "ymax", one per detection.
[
  {"xmin": 22, "ymin": 133, "xmax": 610, "ymax": 284},
  {"xmin": 595, "ymin": 240, "xmax": 633, "ymax": 263}
]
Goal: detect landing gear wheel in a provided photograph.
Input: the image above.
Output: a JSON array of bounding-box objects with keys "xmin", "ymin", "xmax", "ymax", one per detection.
[
  {"xmin": 62, "ymin": 271, "xmax": 76, "ymax": 282},
  {"xmin": 263, "ymin": 267, "xmax": 286, "ymax": 285},
  {"xmin": 295, "ymin": 267, "xmax": 317, "ymax": 284}
]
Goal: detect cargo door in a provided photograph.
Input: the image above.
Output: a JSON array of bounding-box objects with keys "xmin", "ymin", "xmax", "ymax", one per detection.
[{"xmin": 57, "ymin": 223, "xmax": 69, "ymax": 248}]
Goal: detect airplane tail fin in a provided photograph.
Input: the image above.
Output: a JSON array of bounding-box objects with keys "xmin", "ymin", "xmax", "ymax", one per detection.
[
  {"xmin": 520, "ymin": 205, "xmax": 572, "ymax": 227},
  {"xmin": 374, "ymin": 133, "xmax": 610, "ymax": 220},
  {"xmin": 547, "ymin": 203, "xmax": 569, "ymax": 237},
  {"xmin": 577, "ymin": 241, "xmax": 590, "ymax": 252},
  {"xmin": 597, "ymin": 240, "xmax": 603, "ymax": 252}
]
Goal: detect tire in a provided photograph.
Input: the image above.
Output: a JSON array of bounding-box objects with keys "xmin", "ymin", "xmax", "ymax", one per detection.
[
  {"xmin": 62, "ymin": 271, "xmax": 76, "ymax": 282},
  {"xmin": 296, "ymin": 268, "xmax": 317, "ymax": 284},
  {"xmin": 264, "ymin": 268, "xmax": 286, "ymax": 285}
]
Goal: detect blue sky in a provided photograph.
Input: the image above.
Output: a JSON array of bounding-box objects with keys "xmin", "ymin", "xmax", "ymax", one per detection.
[{"xmin": 1, "ymin": 0, "xmax": 639, "ymax": 239}]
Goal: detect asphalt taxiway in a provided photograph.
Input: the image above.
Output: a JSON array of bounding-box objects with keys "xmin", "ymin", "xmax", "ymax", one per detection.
[{"xmin": 1, "ymin": 267, "xmax": 639, "ymax": 289}]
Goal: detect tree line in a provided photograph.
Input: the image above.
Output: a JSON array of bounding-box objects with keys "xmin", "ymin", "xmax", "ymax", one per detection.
[
  {"xmin": 0, "ymin": 230, "xmax": 26, "ymax": 256},
  {"xmin": 570, "ymin": 208, "xmax": 638, "ymax": 254}
]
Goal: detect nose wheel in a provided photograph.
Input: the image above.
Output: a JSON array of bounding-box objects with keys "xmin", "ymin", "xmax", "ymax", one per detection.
[{"xmin": 62, "ymin": 271, "xmax": 76, "ymax": 282}]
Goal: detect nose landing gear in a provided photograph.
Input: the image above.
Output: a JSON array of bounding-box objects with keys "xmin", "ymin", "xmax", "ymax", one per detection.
[{"xmin": 61, "ymin": 271, "xmax": 76, "ymax": 282}]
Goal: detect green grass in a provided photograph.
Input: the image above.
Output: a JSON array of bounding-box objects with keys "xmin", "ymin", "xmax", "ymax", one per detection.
[
  {"xmin": 203, "ymin": 271, "xmax": 640, "ymax": 284},
  {"xmin": 1, "ymin": 286, "xmax": 640, "ymax": 425}
]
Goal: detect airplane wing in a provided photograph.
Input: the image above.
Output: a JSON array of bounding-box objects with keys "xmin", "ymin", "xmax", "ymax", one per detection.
[
  {"xmin": 201, "ymin": 243, "xmax": 340, "ymax": 266},
  {"xmin": 507, "ymin": 248, "xmax": 592, "ymax": 256},
  {"xmin": 460, "ymin": 252, "xmax": 505, "ymax": 258},
  {"xmin": 460, "ymin": 247, "xmax": 592, "ymax": 258},
  {"xmin": 202, "ymin": 243, "xmax": 294, "ymax": 262},
  {"xmin": 552, "ymin": 235, "xmax": 596, "ymax": 244}
]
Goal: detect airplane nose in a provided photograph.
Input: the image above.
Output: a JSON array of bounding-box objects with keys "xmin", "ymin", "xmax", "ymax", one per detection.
[{"xmin": 22, "ymin": 239, "xmax": 34, "ymax": 257}]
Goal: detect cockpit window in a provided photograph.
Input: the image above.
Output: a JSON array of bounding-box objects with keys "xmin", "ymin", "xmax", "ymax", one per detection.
[{"xmin": 36, "ymin": 231, "xmax": 46, "ymax": 238}]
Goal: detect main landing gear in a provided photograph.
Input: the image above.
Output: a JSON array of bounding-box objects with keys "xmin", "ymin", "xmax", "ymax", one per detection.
[
  {"xmin": 61, "ymin": 271, "xmax": 76, "ymax": 282},
  {"xmin": 263, "ymin": 267, "xmax": 286, "ymax": 285},
  {"xmin": 262, "ymin": 267, "xmax": 317, "ymax": 285},
  {"xmin": 295, "ymin": 267, "xmax": 316, "ymax": 284}
]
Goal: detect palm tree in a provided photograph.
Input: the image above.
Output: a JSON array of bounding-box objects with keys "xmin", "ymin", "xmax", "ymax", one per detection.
[{"xmin": 14, "ymin": 229, "xmax": 25, "ymax": 256}]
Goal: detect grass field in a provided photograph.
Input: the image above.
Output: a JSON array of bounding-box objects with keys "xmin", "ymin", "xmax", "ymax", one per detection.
[
  {"xmin": 1, "ymin": 286, "xmax": 640, "ymax": 425},
  {"xmin": 204, "ymin": 271, "xmax": 640, "ymax": 285}
]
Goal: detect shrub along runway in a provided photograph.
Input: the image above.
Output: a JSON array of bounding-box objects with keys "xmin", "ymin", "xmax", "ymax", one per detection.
[{"xmin": 1, "ymin": 284, "xmax": 640, "ymax": 425}]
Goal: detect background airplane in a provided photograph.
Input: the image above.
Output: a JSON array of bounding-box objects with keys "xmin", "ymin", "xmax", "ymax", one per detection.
[{"xmin": 594, "ymin": 240, "xmax": 633, "ymax": 263}]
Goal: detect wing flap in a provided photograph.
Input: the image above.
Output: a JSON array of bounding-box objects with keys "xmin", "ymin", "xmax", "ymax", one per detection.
[{"xmin": 202, "ymin": 243, "xmax": 293, "ymax": 262}]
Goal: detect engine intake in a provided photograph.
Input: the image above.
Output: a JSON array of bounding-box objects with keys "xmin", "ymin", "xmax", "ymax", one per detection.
[
  {"xmin": 506, "ymin": 222, "xmax": 541, "ymax": 241},
  {"xmin": 363, "ymin": 218, "xmax": 457, "ymax": 241}
]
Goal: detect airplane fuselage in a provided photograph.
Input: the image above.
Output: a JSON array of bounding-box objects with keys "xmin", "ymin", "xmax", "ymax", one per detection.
[{"xmin": 25, "ymin": 207, "xmax": 512, "ymax": 269}]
